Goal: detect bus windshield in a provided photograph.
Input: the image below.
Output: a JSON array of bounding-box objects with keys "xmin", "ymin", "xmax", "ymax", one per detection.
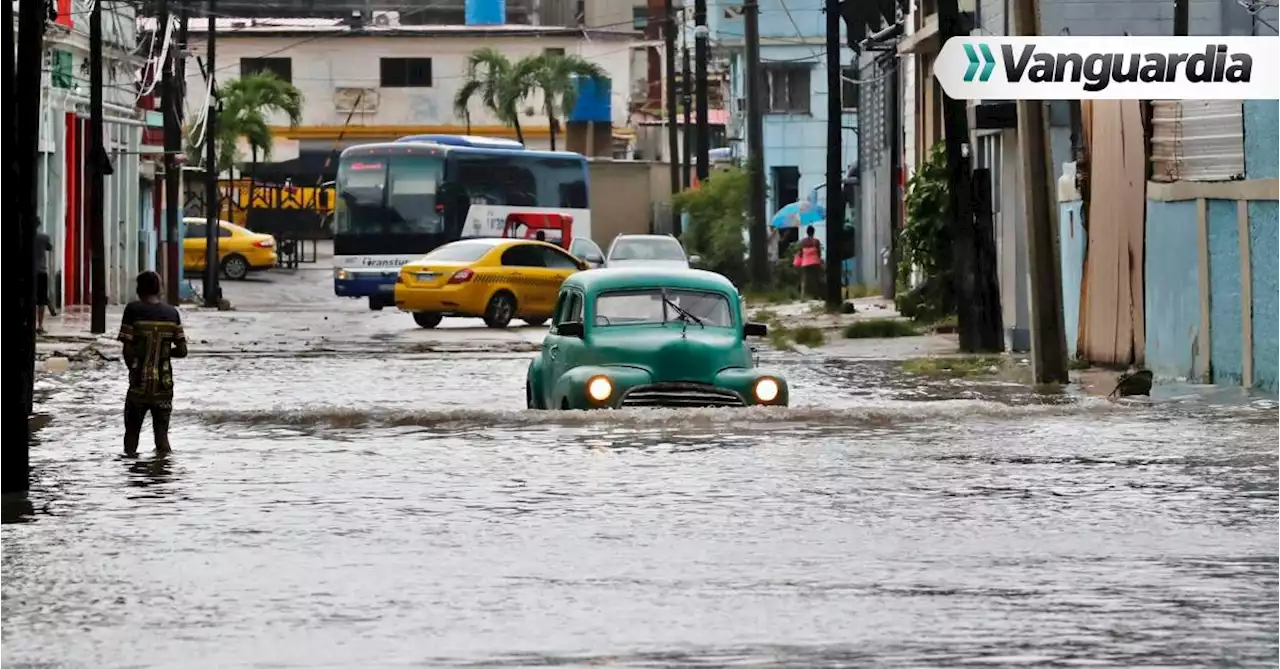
[{"xmin": 335, "ymin": 154, "xmax": 445, "ymax": 235}]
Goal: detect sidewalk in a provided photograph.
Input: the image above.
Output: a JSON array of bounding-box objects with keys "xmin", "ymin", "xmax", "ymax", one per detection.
[
  {"xmin": 35, "ymin": 306, "xmax": 124, "ymax": 366},
  {"xmin": 744, "ymin": 296, "xmax": 961, "ymax": 359}
]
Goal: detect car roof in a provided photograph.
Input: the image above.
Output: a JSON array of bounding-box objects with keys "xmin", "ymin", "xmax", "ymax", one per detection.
[
  {"xmin": 436, "ymin": 238, "xmax": 571, "ymax": 254},
  {"xmin": 564, "ymin": 267, "xmax": 738, "ymax": 295},
  {"xmin": 611, "ymin": 234, "xmax": 680, "ymax": 243}
]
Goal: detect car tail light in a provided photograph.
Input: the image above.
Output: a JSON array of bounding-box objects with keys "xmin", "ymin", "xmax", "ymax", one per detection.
[
  {"xmin": 397, "ymin": 272, "xmax": 405, "ymax": 284},
  {"xmin": 448, "ymin": 268, "xmax": 475, "ymax": 284},
  {"xmin": 254, "ymin": 238, "xmax": 275, "ymax": 248}
]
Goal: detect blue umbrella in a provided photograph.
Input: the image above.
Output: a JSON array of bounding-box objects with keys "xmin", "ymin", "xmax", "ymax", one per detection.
[{"xmin": 770, "ymin": 199, "xmax": 826, "ymax": 229}]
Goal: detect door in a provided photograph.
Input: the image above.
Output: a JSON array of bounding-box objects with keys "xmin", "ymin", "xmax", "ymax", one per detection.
[
  {"xmin": 498, "ymin": 243, "xmax": 548, "ymax": 314},
  {"xmin": 538, "ymin": 246, "xmax": 584, "ymax": 309},
  {"xmin": 543, "ymin": 288, "xmax": 585, "ymax": 405},
  {"xmin": 569, "ymin": 237, "xmax": 604, "ymax": 265},
  {"xmin": 183, "ymin": 221, "xmax": 207, "ymax": 270}
]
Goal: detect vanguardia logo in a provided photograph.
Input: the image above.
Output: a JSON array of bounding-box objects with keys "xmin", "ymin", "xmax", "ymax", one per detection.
[
  {"xmin": 989, "ymin": 43, "xmax": 1252, "ymax": 92},
  {"xmin": 963, "ymin": 44, "xmax": 997, "ymax": 82}
]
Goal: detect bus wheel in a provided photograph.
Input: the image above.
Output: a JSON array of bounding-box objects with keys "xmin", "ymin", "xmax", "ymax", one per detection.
[
  {"xmin": 483, "ymin": 292, "xmax": 516, "ymax": 329},
  {"xmin": 413, "ymin": 312, "xmax": 443, "ymax": 329}
]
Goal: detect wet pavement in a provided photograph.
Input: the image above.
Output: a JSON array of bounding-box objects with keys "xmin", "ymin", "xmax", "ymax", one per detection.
[{"xmin": 5, "ymin": 268, "xmax": 1278, "ymax": 668}]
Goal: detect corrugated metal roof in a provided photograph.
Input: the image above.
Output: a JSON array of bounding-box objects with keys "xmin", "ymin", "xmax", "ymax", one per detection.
[{"xmin": 1149, "ymin": 99, "xmax": 1245, "ymax": 183}]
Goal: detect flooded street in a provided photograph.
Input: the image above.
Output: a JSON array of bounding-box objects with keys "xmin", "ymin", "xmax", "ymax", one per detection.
[{"xmin": 5, "ymin": 271, "xmax": 1278, "ymax": 667}]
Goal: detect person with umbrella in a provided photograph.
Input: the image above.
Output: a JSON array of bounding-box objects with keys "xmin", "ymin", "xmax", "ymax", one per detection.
[{"xmin": 770, "ymin": 196, "xmax": 826, "ymax": 299}]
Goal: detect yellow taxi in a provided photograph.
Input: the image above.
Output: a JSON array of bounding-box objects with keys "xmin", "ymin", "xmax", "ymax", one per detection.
[
  {"xmin": 395, "ymin": 238, "xmax": 588, "ymax": 329},
  {"xmin": 183, "ymin": 217, "xmax": 278, "ymax": 280}
]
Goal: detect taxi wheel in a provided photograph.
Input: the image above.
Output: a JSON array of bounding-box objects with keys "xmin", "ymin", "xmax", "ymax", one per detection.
[
  {"xmin": 412, "ymin": 312, "xmax": 442, "ymax": 329},
  {"xmin": 221, "ymin": 254, "xmax": 249, "ymax": 280},
  {"xmin": 522, "ymin": 317, "xmax": 547, "ymax": 327},
  {"xmin": 483, "ymin": 292, "xmax": 516, "ymax": 329}
]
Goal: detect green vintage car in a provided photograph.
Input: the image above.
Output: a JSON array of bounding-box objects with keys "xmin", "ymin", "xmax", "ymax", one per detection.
[{"xmin": 525, "ymin": 267, "xmax": 789, "ymax": 410}]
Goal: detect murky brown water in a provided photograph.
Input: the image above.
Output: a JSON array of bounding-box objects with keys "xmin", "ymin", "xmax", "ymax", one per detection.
[{"xmin": 5, "ymin": 352, "xmax": 1277, "ymax": 668}]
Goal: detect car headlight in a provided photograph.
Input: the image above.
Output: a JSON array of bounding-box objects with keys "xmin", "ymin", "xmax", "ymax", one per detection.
[
  {"xmin": 754, "ymin": 377, "xmax": 780, "ymax": 403},
  {"xmin": 587, "ymin": 376, "xmax": 613, "ymax": 402}
]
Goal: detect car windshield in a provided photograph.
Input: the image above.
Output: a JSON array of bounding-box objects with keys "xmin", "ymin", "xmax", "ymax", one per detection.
[
  {"xmin": 609, "ymin": 238, "xmax": 686, "ymax": 262},
  {"xmin": 594, "ymin": 289, "xmax": 733, "ymax": 327},
  {"xmin": 419, "ymin": 242, "xmax": 492, "ymax": 263}
]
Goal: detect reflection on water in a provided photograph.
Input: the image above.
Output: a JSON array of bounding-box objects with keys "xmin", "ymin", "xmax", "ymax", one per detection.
[{"xmin": 4, "ymin": 355, "xmax": 1277, "ymax": 667}]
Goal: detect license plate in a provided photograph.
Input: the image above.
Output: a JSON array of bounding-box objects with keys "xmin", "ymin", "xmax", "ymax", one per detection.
[{"xmin": 416, "ymin": 272, "xmax": 438, "ymax": 282}]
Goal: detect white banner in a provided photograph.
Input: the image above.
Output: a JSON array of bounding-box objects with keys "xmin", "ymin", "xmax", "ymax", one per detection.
[{"xmin": 935, "ymin": 37, "xmax": 1280, "ymax": 100}]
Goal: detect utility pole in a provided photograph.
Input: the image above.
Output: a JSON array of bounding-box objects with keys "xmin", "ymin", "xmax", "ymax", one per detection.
[
  {"xmin": 89, "ymin": 0, "xmax": 107, "ymax": 334},
  {"xmin": 161, "ymin": 2, "xmax": 179, "ymax": 304},
  {"xmin": 744, "ymin": 0, "xmax": 767, "ymax": 287},
  {"xmin": 203, "ymin": 0, "xmax": 221, "ymax": 308},
  {"xmin": 693, "ymin": 0, "xmax": 709, "ymax": 181},
  {"xmin": 823, "ymin": 0, "xmax": 844, "ymax": 307},
  {"xmin": 937, "ymin": 0, "xmax": 1002, "ymax": 352},
  {"xmin": 1012, "ymin": 0, "xmax": 1067, "ymax": 382},
  {"xmin": 681, "ymin": 41, "xmax": 692, "ymax": 188},
  {"xmin": 663, "ymin": 0, "xmax": 681, "ymax": 235},
  {"xmin": 886, "ymin": 54, "xmax": 902, "ymax": 301},
  {"xmin": 5, "ymin": 0, "xmax": 46, "ymax": 494},
  {"xmin": 1173, "ymin": 0, "xmax": 1189, "ymax": 35}
]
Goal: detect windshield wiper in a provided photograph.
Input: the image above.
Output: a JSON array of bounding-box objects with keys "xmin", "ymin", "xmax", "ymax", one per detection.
[{"xmin": 663, "ymin": 293, "xmax": 704, "ymax": 332}]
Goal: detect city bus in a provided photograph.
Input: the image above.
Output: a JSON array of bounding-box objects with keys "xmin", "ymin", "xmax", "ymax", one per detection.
[{"xmin": 332, "ymin": 135, "xmax": 591, "ymax": 309}]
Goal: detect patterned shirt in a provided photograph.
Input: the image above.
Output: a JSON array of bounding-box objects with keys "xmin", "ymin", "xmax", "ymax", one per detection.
[{"xmin": 117, "ymin": 300, "xmax": 188, "ymax": 408}]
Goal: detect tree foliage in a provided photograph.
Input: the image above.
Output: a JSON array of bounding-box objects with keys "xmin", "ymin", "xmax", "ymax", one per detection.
[
  {"xmin": 187, "ymin": 72, "xmax": 304, "ymax": 174},
  {"xmin": 672, "ymin": 167, "xmax": 750, "ymax": 285},
  {"xmin": 896, "ymin": 142, "xmax": 955, "ymax": 321},
  {"xmin": 455, "ymin": 49, "xmax": 606, "ymax": 149}
]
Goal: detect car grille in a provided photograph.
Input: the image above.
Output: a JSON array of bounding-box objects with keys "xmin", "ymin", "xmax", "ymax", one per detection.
[{"xmin": 619, "ymin": 383, "xmax": 746, "ymax": 408}]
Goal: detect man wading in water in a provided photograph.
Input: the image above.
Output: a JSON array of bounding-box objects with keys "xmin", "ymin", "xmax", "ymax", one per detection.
[{"xmin": 118, "ymin": 271, "xmax": 188, "ymax": 456}]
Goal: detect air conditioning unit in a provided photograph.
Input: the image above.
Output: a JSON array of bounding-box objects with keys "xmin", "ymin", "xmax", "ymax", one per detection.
[
  {"xmin": 333, "ymin": 87, "xmax": 379, "ymax": 113},
  {"xmin": 371, "ymin": 10, "xmax": 400, "ymax": 27}
]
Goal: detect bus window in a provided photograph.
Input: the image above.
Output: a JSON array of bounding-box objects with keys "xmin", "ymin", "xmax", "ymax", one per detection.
[
  {"xmin": 534, "ymin": 156, "xmax": 588, "ymax": 208},
  {"xmin": 387, "ymin": 155, "xmax": 445, "ymax": 233},
  {"xmin": 450, "ymin": 153, "xmax": 538, "ymax": 207}
]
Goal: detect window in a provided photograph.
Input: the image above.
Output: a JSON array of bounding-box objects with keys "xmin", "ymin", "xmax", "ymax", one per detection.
[
  {"xmin": 500, "ymin": 244, "xmax": 546, "ymax": 268},
  {"xmin": 219, "ymin": 225, "xmax": 233, "ymax": 238},
  {"xmin": 841, "ymin": 66, "xmax": 859, "ymax": 111},
  {"xmin": 380, "ymin": 57, "xmax": 433, "ymax": 88},
  {"xmin": 240, "ymin": 57, "xmax": 292, "ymax": 83},
  {"xmin": 569, "ymin": 237, "xmax": 603, "ymax": 261},
  {"xmin": 183, "ymin": 222, "xmax": 206, "ymax": 239},
  {"xmin": 771, "ymin": 166, "xmax": 800, "ymax": 210},
  {"xmin": 447, "ymin": 153, "xmax": 588, "ymax": 209},
  {"xmin": 594, "ymin": 289, "xmax": 733, "ymax": 327},
  {"xmin": 422, "ymin": 241, "xmax": 492, "ymax": 263},
  {"xmin": 387, "ymin": 155, "xmax": 445, "ymax": 233},
  {"xmin": 553, "ymin": 290, "xmax": 584, "ymax": 328},
  {"xmin": 631, "ymin": 6, "xmax": 648, "ymax": 31},
  {"xmin": 608, "ymin": 237, "xmax": 686, "ymax": 262},
  {"xmin": 763, "ymin": 65, "xmax": 811, "ymax": 114},
  {"xmin": 542, "ymin": 246, "xmax": 581, "ymax": 270}
]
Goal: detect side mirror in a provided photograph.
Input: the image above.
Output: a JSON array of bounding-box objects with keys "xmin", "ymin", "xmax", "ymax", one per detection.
[
  {"xmin": 557, "ymin": 321, "xmax": 585, "ymax": 338},
  {"xmin": 744, "ymin": 322, "xmax": 768, "ymax": 337},
  {"xmin": 689, "ymin": 254, "xmax": 702, "ymax": 265}
]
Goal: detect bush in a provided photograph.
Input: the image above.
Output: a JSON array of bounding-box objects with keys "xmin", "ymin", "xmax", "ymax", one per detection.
[
  {"xmin": 897, "ymin": 143, "xmax": 955, "ymax": 320},
  {"xmin": 843, "ymin": 319, "xmax": 921, "ymax": 339},
  {"xmin": 673, "ymin": 167, "xmax": 750, "ymax": 285}
]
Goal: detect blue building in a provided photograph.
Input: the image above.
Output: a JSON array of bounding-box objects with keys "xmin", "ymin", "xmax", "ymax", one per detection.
[{"xmin": 700, "ymin": 0, "xmax": 859, "ymax": 276}]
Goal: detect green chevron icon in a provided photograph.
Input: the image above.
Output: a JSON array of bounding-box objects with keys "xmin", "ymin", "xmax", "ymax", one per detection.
[{"xmin": 963, "ymin": 43, "xmax": 997, "ymax": 82}]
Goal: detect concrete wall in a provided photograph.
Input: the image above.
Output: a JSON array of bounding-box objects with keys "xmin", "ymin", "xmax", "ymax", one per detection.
[
  {"xmin": 586, "ymin": 160, "xmax": 670, "ymax": 247},
  {"xmin": 1244, "ymin": 101, "xmax": 1278, "ymax": 393}
]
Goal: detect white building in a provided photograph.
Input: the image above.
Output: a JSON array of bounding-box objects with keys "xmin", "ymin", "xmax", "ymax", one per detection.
[
  {"xmin": 34, "ymin": 0, "xmax": 154, "ymax": 308},
  {"xmin": 173, "ymin": 18, "xmax": 638, "ymax": 166}
]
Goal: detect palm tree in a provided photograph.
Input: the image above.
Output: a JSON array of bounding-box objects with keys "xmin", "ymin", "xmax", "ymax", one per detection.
[
  {"xmin": 187, "ymin": 71, "xmax": 303, "ymax": 173},
  {"xmin": 453, "ymin": 48, "xmax": 535, "ymax": 145},
  {"xmin": 521, "ymin": 53, "xmax": 606, "ymax": 151}
]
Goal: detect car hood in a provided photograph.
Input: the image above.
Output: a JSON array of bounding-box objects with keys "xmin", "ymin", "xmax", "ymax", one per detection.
[
  {"xmin": 589, "ymin": 327, "xmax": 749, "ymax": 382},
  {"xmin": 604, "ymin": 259, "xmax": 689, "ymax": 269}
]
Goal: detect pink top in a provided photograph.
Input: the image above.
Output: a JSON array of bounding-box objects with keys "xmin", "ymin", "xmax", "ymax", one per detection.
[{"xmin": 796, "ymin": 238, "xmax": 822, "ymax": 267}]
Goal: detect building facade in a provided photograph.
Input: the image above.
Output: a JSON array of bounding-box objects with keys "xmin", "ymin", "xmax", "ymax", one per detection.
[
  {"xmin": 34, "ymin": 0, "xmax": 155, "ymax": 309},
  {"xmin": 176, "ymin": 19, "xmax": 638, "ymax": 170},
  {"xmin": 706, "ymin": 0, "xmax": 859, "ymax": 274}
]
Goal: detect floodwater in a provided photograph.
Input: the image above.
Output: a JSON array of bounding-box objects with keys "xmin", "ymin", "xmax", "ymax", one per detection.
[{"xmin": 6, "ymin": 337, "xmax": 1279, "ymax": 666}]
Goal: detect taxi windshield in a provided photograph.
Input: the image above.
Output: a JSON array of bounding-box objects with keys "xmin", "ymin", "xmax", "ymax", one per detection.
[{"xmin": 594, "ymin": 289, "xmax": 732, "ymax": 327}]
